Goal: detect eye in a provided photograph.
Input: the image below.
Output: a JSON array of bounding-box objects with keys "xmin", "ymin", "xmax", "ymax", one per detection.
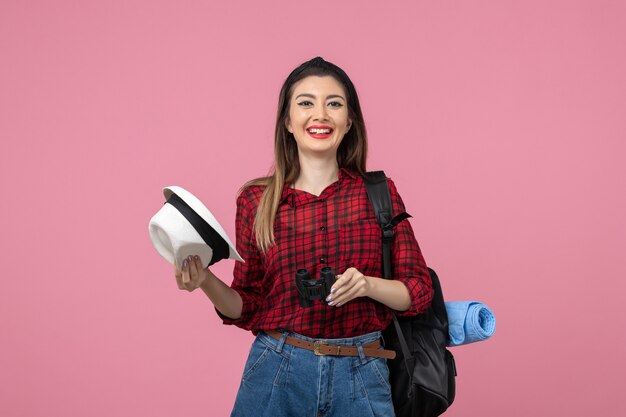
[
  {"xmin": 328, "ymin": 101, "xmax": 344, "ymax": 108},
  {"xmin": 297, "ymin": 100, "xmax": 313, "ymax": 107}
]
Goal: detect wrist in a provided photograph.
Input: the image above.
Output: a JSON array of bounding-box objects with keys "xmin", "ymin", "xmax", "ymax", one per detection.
[
  {"xmin": 199, "ymin": 269, "xmax": 214, "ymax": 291},
  {"xmin": 365, "ymin": 275, "xmax": 377, "ymax": 298}
]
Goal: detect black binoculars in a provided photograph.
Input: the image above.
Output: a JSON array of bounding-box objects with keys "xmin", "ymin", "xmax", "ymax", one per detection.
[{"xmin": 295, "ymin": 266, "xmax": 336, "ymax": 308}]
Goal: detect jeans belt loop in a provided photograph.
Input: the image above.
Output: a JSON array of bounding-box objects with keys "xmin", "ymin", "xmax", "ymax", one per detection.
[
  {"xmin": 356, "ymin": 342, "xmax": 367, "ymax": 364},
  {"xmin": 276, "ymin": 332, "xmax": 287, "ymax": 353}
]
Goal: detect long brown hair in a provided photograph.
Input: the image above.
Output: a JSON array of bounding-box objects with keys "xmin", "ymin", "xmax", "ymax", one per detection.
[{"xmin": 242, "ymin": 57, "xmax": 368, "ymax": 252}]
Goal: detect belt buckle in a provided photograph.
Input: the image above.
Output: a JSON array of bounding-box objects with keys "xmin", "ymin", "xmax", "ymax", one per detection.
[
  {"xmin": 313, "ymin": 340, "xmax": 325, "ymax": 356},
  {"xmin": 314, "ymin": 341, "xmax": 342, "ymax": 356}
]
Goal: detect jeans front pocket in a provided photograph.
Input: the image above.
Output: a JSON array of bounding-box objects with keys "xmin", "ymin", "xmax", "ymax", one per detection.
[
  {"xmin": 241, "ymin": 336, "xmax": 289, "ymax": 387},
  {"xmin": 352, "ymin": 356, "xmax": 394, "ymax": 416},
  {"xmin": 354, "ymin": 356, "xmax": 392, "ymax": 393}
]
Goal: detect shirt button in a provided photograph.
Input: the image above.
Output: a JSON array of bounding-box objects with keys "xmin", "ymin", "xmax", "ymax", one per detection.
[
  {"xmin": 320, "ymin": 256, "xmax": 327, "ymax": 264},
  {"xmin": 320, "ymin": 226, "xmax": 326, "ymax": 231}
]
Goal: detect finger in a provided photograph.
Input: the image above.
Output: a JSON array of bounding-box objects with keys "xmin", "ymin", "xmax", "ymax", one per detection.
[
  {"xmin": 188, "ymin": 256, "xmax": 199, "ymax": 283},
  {"xmin": 333, "ymin": 269, "xmax": 361, "ymax": 296},
  {"xmin": 174, "ymin": 260, "xmax": 182, "ymax": 277},
  {"xmin": 175, "ymin": 260, "xmax": 186, "ymax": 289},
  {"xmin": 186, "ymin": 256, "xmax": 199, "ymax": 290},
  {"xmin": 332, "ymin": 282, "xmax": 364, "ymax": 306},
  {"xmin": 331, "ymin": 273, "xmax": 367, "ymax": 305},
  {"xmin": 332, "ymin": 284, "xmax": 356, "ymax": 305},
  {"xmin": 331, "ymin": 268, "xmax": 355, "ymax": 292},
  {"xmin": 175, "ymin": 272, "xmax": 184, "ymax": 289},
  {"xmin": 193, "ymin": 256, "xmax": 206, "ymax": 284},
  {"xmin": 192, "ymin": 255, "xmax": 203, "ymax": 272},
  {"xmin": 181, "ymin": 259, "xmax": 191, "ymax": 284}
]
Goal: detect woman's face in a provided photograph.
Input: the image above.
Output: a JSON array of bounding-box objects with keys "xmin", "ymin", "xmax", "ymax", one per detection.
[{"xmin": 285, "ymin": 75, "xmax": 352, "ymax": 159}]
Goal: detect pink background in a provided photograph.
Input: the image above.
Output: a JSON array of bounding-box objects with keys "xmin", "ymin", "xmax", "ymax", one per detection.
[{"xmin": 1, "ymin": 0, "xmax": 625, "ymax": 416}]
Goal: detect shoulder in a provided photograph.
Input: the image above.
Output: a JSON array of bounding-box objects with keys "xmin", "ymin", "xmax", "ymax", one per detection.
[
  {"xmin": 386, "ymin": 176, "xmax": 400, "ymax": 196},
  {"xmin": 385, "ymin": 176, "xmax": 410, "ymax": 214},
  {"xmin": 362, "ymin": 170, "xmax": 407, "ymax": 212},
  {"xmin": 360, "ymin": 170, "xmax": 400, "ymax": 194},
  {"xmin": 237, "ymin": 186, "xmax": 264, "ymax": 212},
  {"xmin": 236, "ymin": 180, "xmax": 267, "ymax": 214}
]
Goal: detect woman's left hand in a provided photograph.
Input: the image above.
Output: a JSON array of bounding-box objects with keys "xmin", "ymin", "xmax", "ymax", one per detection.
[{"xmin": 326, "ymin": 267, "xmax": 372, "ymax": 307}]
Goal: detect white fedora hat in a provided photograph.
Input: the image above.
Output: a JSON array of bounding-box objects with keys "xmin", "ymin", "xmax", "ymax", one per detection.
[{"xmin": 149, "ymin": 186, "xmax": 244, "ymax": 269}]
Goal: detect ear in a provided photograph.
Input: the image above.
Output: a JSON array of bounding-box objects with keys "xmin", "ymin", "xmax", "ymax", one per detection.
[
  {"xmin": 285, "ymin": 118, "xmax": 293, "ymax": 133},
  {"xmin": 346, "ymin": 118, "xmax": 352, "ymax": 132}
]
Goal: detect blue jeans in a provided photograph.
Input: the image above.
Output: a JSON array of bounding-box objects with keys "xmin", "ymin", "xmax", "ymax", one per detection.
[{"xmin": 231, "ymin": 330, "xmax": 395, "ymax": 417}]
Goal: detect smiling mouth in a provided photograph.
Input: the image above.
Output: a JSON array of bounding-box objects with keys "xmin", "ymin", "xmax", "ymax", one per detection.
[{"xmin": 307, "ymin": 127, "xmax": 334, "ymax": 134}]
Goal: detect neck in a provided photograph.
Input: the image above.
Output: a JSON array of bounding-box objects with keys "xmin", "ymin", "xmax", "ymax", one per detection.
[{"xmin": 293, "ymin": 155, "xmax": 340, "ymax": 196}]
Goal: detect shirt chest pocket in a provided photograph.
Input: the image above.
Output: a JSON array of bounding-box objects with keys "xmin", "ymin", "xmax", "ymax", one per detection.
[{"xmin": 337, "ymin": 218, "xmax": 383, "ymax": 276}]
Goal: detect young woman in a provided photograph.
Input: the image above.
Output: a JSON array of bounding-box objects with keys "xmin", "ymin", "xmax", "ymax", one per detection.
[{"xmin": 175, "ymin": 57, "xmax": 433, "ymax": 416}]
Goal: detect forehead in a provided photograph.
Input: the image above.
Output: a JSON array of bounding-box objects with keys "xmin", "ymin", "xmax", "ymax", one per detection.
[{"xmin": 291, "ymin": 75, "xmax": 346, "ymax": 98}]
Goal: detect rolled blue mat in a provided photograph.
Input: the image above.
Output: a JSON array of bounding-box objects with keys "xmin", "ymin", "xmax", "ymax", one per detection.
[{"xmin": 445, "ymin": 301, "xmax": 496, "ymax": 347}]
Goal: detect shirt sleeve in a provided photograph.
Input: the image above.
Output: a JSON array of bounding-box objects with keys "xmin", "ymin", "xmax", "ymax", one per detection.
[
  {"xmin": 215, "ymin": 188, "xmax": 266, "ymax": 329},
  {"xmin": 387, "ymin": 178, "xmax": 434, "ymax": 316}
]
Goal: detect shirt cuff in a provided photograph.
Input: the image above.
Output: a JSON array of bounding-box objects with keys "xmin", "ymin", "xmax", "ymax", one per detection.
[
  {"xmin": 394, "ymin": 276, "xmax": 434, "ymax": 317},
  {"xmin": 213, "ymin": 288, "xmax": 259, "ymax": 329}
]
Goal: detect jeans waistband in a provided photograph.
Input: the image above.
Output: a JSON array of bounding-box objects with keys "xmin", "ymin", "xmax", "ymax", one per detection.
[
  {"xmin": 261, "ymin": 329, "xmax": 382, "ymax": 346},
  {"xmin": 255, "ymin": 329, "xmax": 397, "ymax": 362}
]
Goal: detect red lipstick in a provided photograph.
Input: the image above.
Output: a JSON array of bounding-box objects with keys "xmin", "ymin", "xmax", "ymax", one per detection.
[{"xmin": 306, "ymin": 125, "xmax": 334, "ymax": 140}]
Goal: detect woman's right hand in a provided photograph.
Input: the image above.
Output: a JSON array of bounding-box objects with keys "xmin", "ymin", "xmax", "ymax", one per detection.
[
  {"xmin": 174, "ymin": 255, "xmax": 211, "ymax": 292},
  {"xmin": 173, "ymin": 255, "xmax": 243, "ymax": 319}
]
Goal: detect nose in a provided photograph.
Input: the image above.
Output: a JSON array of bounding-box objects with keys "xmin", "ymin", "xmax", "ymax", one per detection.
[{"xmin": 313, "ymin": 104, "xmax": 329, "ymax": 121}]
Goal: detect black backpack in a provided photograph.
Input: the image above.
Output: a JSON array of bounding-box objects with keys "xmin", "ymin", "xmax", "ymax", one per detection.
[{"xmin": 363, "ymin": 171, "xmax": 457, "ymax": 417}]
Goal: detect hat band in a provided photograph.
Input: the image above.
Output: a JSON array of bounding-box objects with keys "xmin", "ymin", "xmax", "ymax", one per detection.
[{"xmin": 166, "ymin": 193, "xmax": 229, "ymax": 266}]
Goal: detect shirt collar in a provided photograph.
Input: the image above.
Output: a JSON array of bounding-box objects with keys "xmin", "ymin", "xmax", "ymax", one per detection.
[
  {"xmin": 339, "ymin": 167, "xmax": 357, "ymax": 180},
  {"xmin": 279, "ymin": 167, "xmax": 358, "ymax": 207}
]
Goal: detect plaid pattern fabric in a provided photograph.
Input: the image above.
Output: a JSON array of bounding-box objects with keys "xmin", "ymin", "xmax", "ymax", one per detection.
[{"xmin": 217, "ymin": 168, "xmax": 433, "ymax": 338}]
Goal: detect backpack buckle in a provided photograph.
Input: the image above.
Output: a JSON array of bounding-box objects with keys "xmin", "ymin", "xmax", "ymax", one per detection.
[{"xmin": 382, "ymin": 225, "xmax": 394, "ymax": 243}]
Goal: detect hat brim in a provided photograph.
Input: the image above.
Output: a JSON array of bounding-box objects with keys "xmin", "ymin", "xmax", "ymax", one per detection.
[{"xmin": 148, "ymin": 186, "xmax": 244, "ymax": 268}]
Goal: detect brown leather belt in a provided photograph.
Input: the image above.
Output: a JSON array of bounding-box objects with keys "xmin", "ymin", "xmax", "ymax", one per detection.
[{"xmin": 265, "ymin": 330, "xmax": 396, "ymax": 360}]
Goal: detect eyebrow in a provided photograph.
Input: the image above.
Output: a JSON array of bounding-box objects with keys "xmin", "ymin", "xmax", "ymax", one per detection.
[{"xmin": 295, "ymin": 93, "xmax": 346, "ymax": 101}]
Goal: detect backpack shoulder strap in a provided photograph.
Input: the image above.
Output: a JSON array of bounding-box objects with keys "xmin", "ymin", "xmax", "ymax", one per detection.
[
  {"xmin": 363, "ymin": 171, "xmax": 413, "ymax": 369},
  {"xmin": 363, "ymin": 171, "xmax": 412, "ymax": 279},
  {"xmin": 363, "ymin": 171, "xmax": 393, "ymax": 228}
]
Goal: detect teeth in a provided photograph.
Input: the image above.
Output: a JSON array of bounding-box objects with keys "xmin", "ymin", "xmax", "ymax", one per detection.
[{"xmin": 308, "ymin": 128, "xmax": 332, "ymax": 134}]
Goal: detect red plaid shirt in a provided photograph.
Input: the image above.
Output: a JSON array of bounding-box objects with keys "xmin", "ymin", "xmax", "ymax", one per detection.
[{"xmin": 217, "ymin": 168, "xmax": 433, "ymax": 338}]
